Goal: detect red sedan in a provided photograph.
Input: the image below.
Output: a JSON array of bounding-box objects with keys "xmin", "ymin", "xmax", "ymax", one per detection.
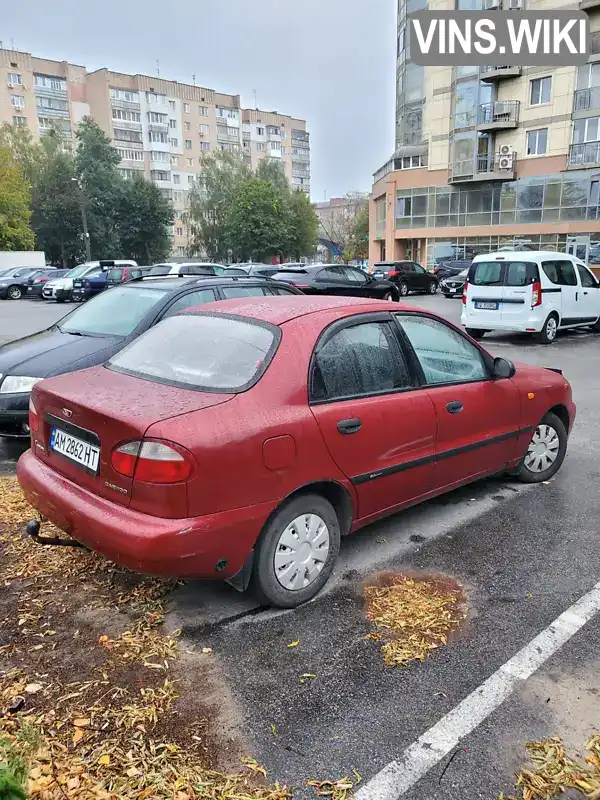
[{"xmin": 18, "ymin": 296, "xmax": 575, "ymax": 608}]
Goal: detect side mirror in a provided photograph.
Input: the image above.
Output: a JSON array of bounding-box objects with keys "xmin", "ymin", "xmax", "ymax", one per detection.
[{"xmin": 493, "ymin": 357, "xmax": 516, "ymax": 379}]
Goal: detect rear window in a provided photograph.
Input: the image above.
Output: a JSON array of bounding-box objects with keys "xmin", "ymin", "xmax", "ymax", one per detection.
[
  {"xmin": 272, "ymin": 271, "xmax": 308, "ymax": 281},
  {"xmin": 108, "ymin": 314, "xmax": 278, "ymax": 393},
  {"xmin": 469, "ymin": 261, "xmax": 538, "ymax": 286},
  {"xmin": 107, "ymin": 268, "xmax": 124, "ymax": 281},
  {"xmin": 59, "ymin": 286, "xmax": 168, "ymax": 337},
  {"xmin": 149, "ymin": 266, "xmax": 171, "ymax": 276}
]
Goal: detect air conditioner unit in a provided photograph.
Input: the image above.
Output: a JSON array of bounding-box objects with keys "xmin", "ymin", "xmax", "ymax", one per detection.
[
  {"xmin": 499, "ymin": 144, "xmax": 512, "ymax": 156},
  {"xmin": 508, "ymin": 0, "xmax": 523, "ymax": 8},
  {"xmin": 485, "ymin": 0, "xmax": 501, "ymax": 9},
  {"xmin": 499, "ymin": 154, "xmax": 514, "ymax": 170}
]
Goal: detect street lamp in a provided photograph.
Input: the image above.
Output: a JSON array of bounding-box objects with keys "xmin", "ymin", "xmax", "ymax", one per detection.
[{"xmin": 71, "ymin": 177, "xmax": 92, "ymax": 262}]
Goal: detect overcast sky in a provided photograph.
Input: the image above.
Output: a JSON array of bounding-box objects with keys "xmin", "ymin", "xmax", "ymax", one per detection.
[{"xmin": 4, "ymin": 0, "xmax": 397, "ymax": 200}]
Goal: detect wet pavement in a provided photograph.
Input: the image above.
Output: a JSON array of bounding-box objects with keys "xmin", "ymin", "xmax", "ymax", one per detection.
[{"xmin": 1, "ymin": 292, "xmax": 599, "ymax": 797}]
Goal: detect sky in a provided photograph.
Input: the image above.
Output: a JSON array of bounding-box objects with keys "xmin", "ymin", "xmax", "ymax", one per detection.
[{"xmin": 3, "ymin": 0, "xmax": 397, "ymax": 200}]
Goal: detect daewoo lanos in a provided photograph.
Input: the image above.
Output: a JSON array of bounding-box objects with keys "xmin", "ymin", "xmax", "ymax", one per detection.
[{"xmin": 18, "ymin": 296, "xmax": 575, "ymax": 608}]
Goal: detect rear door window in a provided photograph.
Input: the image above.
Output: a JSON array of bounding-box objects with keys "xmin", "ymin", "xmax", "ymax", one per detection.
[
  {"xmin": 505, "ymin": 262, "xmax": 538, "ymax": 286},
  {"xmin": 160, "ymin": 288, "xmax": 217, "ymax": 319},
  {"xmin": 220, "ymin": 286, "xmax": 270, "ymax": 299},
  {"xmin": 109, "ymin": 315, "xmax": 278, "ymax": 392},
  {"xmin": 542, "ymin": 260, "xmax": 578, "ymax": 286}
]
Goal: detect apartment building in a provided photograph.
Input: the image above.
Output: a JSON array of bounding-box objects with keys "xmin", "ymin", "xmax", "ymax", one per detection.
[
  {"xmin": 0, "ymin": 48, "xmax": 310, "ymax": 257},
  {"xmin": 369, "ymin": 0, "xmax": 600, "ymax": 269}
]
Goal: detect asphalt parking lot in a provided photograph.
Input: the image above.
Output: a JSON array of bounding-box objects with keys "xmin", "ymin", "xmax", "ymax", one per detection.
[{"xmin": 1, "ymin": 293, "xmax": 599, "ymax": 797}]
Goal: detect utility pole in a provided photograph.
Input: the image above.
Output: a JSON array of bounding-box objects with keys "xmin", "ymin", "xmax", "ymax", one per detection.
[{"xmin": 71, "ymin": 177, "xmax": 91, "ymax": 262}]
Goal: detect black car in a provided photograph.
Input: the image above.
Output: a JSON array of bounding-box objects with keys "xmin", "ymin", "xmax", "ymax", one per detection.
[
  {"xmin": 26, "ymin": 269, "xmax": 69, "ymax": 298},
  {"xmin": 373, "ymin": 261, "xmax": 438, "ymax": 297},
  {"xmin": 440, "ymin": 269, "xmax": 469, "ymax": 299},
  {"xmin": 433, "ymin": 260, "xmax": 472, "ymax": 280},
  {"xmin": 0, "ymin": 268, "xmax": 53, "ymax": 300},
  {"xmin": 0, "ymin": 276, "xmax": 302, "ymax": 437},
  {"xmin": 271, "ymin": 264, "xmax": 399, "ymax": 300}
]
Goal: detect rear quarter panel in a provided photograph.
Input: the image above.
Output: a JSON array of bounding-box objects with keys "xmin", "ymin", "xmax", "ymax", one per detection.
[
  {"xmin": 511, "ymin": 362, "xmax": 574, "ymax": 434},
  {"xmin": 145, "ymin": 314, "xmax": 357, "ymax": 518}
]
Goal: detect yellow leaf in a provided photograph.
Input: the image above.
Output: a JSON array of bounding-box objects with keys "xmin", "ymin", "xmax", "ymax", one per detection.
[
  {"xmin": 73, "ymin": 718, "xmax": 90, "ymax": 727},
  {"xmin": 98, "ymin": 754, "xmax": 111, "ymax": 766},
  {"xmin": 287, "ymin": 640, "xmax": 300, "ymax": 648},
  {"xmin": 202, "ymin": 647, "xmax": 213, "ymax": 654},
  {"xmin": 25, "ymin": 683, "xmax": 43, "ymax": 694},
  {"xmin": 72, "ymin": 728, "xmax": 84, "ymax": 745}
]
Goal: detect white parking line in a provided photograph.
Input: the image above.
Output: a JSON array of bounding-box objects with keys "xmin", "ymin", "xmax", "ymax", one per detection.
[{"xmin": 355, "ymin": 581, "xmax": 600, "ymax": 800}]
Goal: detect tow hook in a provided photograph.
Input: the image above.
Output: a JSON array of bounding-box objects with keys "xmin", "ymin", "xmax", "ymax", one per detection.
[{"xmin": 25, "ymin": 519, "xmax": 85, "ymax": 548}]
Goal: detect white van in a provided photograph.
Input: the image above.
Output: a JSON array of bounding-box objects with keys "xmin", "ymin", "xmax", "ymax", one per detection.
[{"xmin": 461, "ymin": 251, "xmax": 600, "ymax": 344}]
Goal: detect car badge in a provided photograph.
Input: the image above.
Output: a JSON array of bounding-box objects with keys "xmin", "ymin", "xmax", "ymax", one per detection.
[{"xmin": 62, "ymin": 408, "xmax": 73, "ymax": 419}]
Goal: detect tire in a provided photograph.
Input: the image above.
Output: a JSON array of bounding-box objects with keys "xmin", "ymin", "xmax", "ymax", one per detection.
[
  {"xmin": 514, "ymin": 412, "xmax": 567, "ymax": 484},
  {"xmin": 383, "ymin": 290, "xmax": 398, "ymax": 302},
  {"xmin": 466, "ymin": 328, "xmax": 486, "ymax": 340},
  {"xmin": 536, "ymin": 313, "xmax": 559, "ymax": 345},
  {"xmin": 398, "ymin": 281, "xmax": 409, "ymax": 297},
  {"xmin": 428, "ymin": 281, "xmax": 438, "ymax": 295},
  {"xmin": 251, "ymin": 493, "xmax": 341, "ymax": 608},
  {"xmin": 590, "ymin": 318, "xmax": 600, "ymax": 333},
  {"xmin": 7, "ymin": 285, "xmax": 22, "ymax": 300}
]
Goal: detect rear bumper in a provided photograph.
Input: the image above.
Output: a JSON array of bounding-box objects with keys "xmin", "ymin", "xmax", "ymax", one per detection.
[
  {"xmin": 26, "ymin": 285, "xmax": 44, "ymax": 297},
  {"xmin": 17, "ymin": 450, "xmax": 275, "ymax": 580},
  {"xmin": 461, "ymin": 308, "xmax": 544, "ymax": 332}
]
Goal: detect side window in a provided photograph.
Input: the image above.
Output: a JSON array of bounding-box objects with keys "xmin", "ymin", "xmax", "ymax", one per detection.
[
  {"xmin": 577, "ymin": 264, "xmax": 597, "ymax": 288},
  {"xmin": 542, "ymin": 260, "xmax": 577, "ymax": 286},
  {"xmin": 341, "ymin": 267, "xmax": 367, "ymax": 283},
  {"xmin": 311, "ymin": 321, "xmax": 413, "ymax": 401},
  {"xmin": 412, "ymin": 264, "xmax": 426, "ymax": 274},
  {"xmin": 178, "ymin": 266, "xmax": 191, "ymax": 276},
  {"xmin": 220, "ymin": 285, "xmax": 269, "ymax": 299},
  {"xmin": 397, "ymin": 315, "xmax": 488, "ymax": 385},
  {"xmin": 160, "ymin": 288, "xmax": 217, "ymax": 318},
  {"xmin": 269, "ymin": 286, "xmax": 298, "ymax": 295},
  {"xmin": 316, "ymin": 267, "xmax": 343, "ymax": 281}
]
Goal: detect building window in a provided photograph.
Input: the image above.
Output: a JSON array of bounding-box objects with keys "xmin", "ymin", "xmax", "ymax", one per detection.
[
  {"xmin": 10, "ymin": 95, "xmax": 25, "ymax": 109},
  {"xmin": 199, "ymin": 106, "xmax": 209, "ymax": 116},
  {"xmin": 169, "ymin": 119, "xmax": 177, "ymax": 130},
  {"xmin": 243, "ymin": 140, "xmax": 249, "ymax": 149},
  {"xmin": 199, "ymin": 124, "xmax": 210, "ymax": 134},
  {"xmin": 266, "ymin": 125, "xmax": 280, "ymax": 136},
  {"xmin": 184, "ymin": 121, "xmax": 191, "ymax": 131},
  {"xmin": 187, "ymin": 157, "xmax": 193, "ymax": 166},
  {"xmin": 188, "ymin": 175, "xmax": 194, "ymax": 186},
  {"xmin": 114, "ymin": 129, "xmax": 143, "ymax": 143},
  {"xmin": 257, "ymin": 126, "xmax": 265, "ymax": 136},
  {"xmin": 35, "ymin": 74, "xmax": 67, "ymax": 91},
  {"xmin": 12, "ymin": 115, "xmax": 26, "ymax": 126},
  {"xmin": 216, "ymin": 107, "xmax": 237, "ymax": 118},
  {"xmin": 110, "ymin": 88, "xmax": 139, "ymax": 103},
  {"xmin": 256, "ymin": 142, "xmax": 265, "ymax": 152},
  {"xmin": 146, "ymin": 92, "xmax": 166, "ymax": 104},
  {"xmin": 150, "ymin": 150, "xmax": 169, "ymax": 162},
  {"xmin": 270, "ymin": 141, "xmax": 281, "ymax": 151},
  {"xmin": 526, "ymin": 128, "xmax": 548, "ymax": 156},
  {"xmin": 151, "ymin": 170, "xmax": 171, "ymax": 181},
  {"xmin": 171, "ymin": 155, "xmax": 179, "ymax": 166},
  {"xmin": 169, "ymin": 100, "xmax": 176, "ymax": 110},
  {"xmin": 36, "ymin": 96, "xmax": 68, "ymax": 111},
  {"xmin": 175, "ymin": 227, "xmax": 184, "ymax": 236},
  {"xmin": 149, "ymin": 131, "xmax": 168, "ymax": 143},
  {"xmin": 573, "ymin": 117, "xmax": 600, "ymax": 144},
  {"xmin": 120, "ymin": 168, "xmax": 139, "ymax": 180},
  {"xmin": 173, "ymin": 191, "xmax": 182, "ymax": 202},
  {"xmin": 280, "ymin": 129, "xmax": 286, "ymax": 139},
  {"xmin": 8, "ymin": 73, "xmax": 22, "ymax": 85},
  {"xmin": 112, "ymin": 108, "xmax": 141, "ymax": 122},
  {"xmin": 219, "ymin": 142, "xmax": 240, "ymax": 152},
  {"xmin": 200, "ymin": 141, "xmax": 210, "ymax": 152},
  {"xmin": 117, "ymin": 148, "xmax": 144, "ymax": 161},
  {"xmin": 148, "ymin": 111, "xmax": 168, "ymax": 124},
  {"xmin": 183, "ymin": 103, "xmax": 190, "ymax": 113},
  {"xmin": 184, "ymin": 139, "xmax": 192, "ymax": 149},
  {"xmin": 169, "ymin": 137, "xmax": 179, "ymax": 147},
  {"xmin": 530, "ymin": 76, "xmax": 552, "ymax": 105},
  {"xmin": 281, "ymin": 146, "xmax": 287, "ymax": 155},
  {"xmin": 173, "ymin": 174, "xmax": 181, "ymax": 184}
]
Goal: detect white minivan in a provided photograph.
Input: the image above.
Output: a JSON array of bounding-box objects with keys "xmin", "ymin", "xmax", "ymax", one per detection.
[{"xmin": 461, "ymin": 251, "xmax": 600, "ymax": 344}]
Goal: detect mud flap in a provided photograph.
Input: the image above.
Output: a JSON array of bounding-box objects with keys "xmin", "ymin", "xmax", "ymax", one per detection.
[{"xmin": 225, "ymin": 549, "xmax": 254, "ymax": 592}]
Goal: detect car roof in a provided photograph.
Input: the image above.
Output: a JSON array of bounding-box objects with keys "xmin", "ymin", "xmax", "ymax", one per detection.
[
  {"xmin": 472, "ymin": 251, "xmax": 574, "ymax": 262},
  {"xmin": 122, "ymin": 276, "xmax": 297, "ymax": 293},
  {"xmin": 186, "ymin": 295, "xmax": 418, "ymax": 325}
]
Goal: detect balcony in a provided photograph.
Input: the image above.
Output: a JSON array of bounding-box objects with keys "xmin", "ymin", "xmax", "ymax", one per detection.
[
  {"xmin": 573, "ymin": 87, "xmax": 600, "ymax": 116},
  {"xmin": 217, "ymin": 132, "xmax": 240, "ymax": 144},
  {"xmin": 35, "ymin": 105, "xmax": 70, "ymax": 118},
  {"xmin": 449, "ymin": 152, "xmax": 516, "ymax": 183},
  {"xmin": 111, "ymin": 98, "xmax": 141, "ymax": 111},
  {"xmin": 568, "ymin": 141, "xmax": 600, "ymax": 166},
  {"xmin": 480, "ymin": 66, "xmax": 522, "ymax": 82},
  {"xmin": 148, "ymin": 121, "xmax": 169, "ymax": 133},
  {"xmin": 477, "ymin": 101, "xmax": 520, "ymax": 131},
  {"xmin": 34, "ymin": 84, "xmax": 68, "ymax": 98},
  {"xmin": 112, "ymin": 118, "xmax": 142, "ymax": 130}
]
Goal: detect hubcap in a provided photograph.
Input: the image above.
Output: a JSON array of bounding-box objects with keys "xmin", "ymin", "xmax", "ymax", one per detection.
[
  {"xmin": 546, "ymin": 317, "xmax": 557, "ymax": 340},
  {"xmin": 429, "ymin": 282, "xmax": 436, "ymax": 293},
  {"xmin": 9, "ymin": 287, "xmax": 20, "ymax": 299},
  {"xmin": 400, "ymin": 284, "xmax": 408, "ymax": 296},
  {"xmin": 273, "ymin": 513, "xmax": 330, "ymax": 591},
  {"xmin": 524, "ymin": 424, "xmax": 560, "ymax": 473},
  {"xmin": 384, "ymin": 292, "xmax": 394, "ymax": 301}
]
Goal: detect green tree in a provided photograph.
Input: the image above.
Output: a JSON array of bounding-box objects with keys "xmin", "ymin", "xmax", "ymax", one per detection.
[
  {"xmin": 0, "ymin": 122, "xmax": 40, "ymax": 185},
  {"xmin": 187, "ymin": 151, "xmax": 249, "ymax": 261},
  {"xmin": 226, "ymin": 178, "xmax": 289, "ymax": 262},
  {"xmin": 286, "ymin": 189, "xmax": 318, "ymax": 260},
  {"xmin": 74, "ymin": 118, "xmax": 123, "ymax": 258},
  {"xmin": 0, "ymin": 144, "xmax": 35, "ymax": 250},
  {"xmin": 255, "ymin": 158, "xmax": 291, "ymax": 194},
  {"xmin": 351, "ymin": 205, "xmax": 369, "ymax": 261},
  {"xmin": 117, "ymin": 174, "xmax": 173, "ymax": 264},
  {"xmin": 30, "ymin": 132, "xmax": 84, "ymax": 266}
]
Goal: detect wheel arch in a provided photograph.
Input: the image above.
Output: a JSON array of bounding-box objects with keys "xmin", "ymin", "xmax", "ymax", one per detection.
[
  {"xmin": 267, "ymin": 479, "xmax": 355, "ymax": 537},
  {"xmin": 547, "ymin": 403, "xmax": 570, "ymax": 432}
]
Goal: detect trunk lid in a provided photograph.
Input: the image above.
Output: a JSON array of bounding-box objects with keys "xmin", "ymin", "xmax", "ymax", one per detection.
[{"xmin": 32, "ymin": 366, "xmax": 232, "ymax": 508}]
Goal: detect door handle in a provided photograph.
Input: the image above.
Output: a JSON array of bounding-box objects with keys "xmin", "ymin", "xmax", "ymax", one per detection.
[
  {"xmin": 446, "ymin": 401, "xmax": 463, "ymax": 414},
  {"xmin": 584, "ymin": 291, "xmax": 589, "ymax": 295},
  {"xmin": 337, "ymin": 418, "xmax": 362, "ymax": 434}
]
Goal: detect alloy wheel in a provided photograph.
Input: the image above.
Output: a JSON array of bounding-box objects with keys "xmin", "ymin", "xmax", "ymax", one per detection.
[{"xmin": 8, "ymin": 286, "xmax": 22, "ymax": 300}]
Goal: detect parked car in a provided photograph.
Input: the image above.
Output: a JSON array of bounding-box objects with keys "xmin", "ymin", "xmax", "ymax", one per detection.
[
  {"xmin": 18, "ymin": 295, "xmax": 574, "ymax": 608},
  {"xmin": 222, "ymin": 267, "xmax": 250, "ymax": 277},
  {"xmin": 147, "ymin": 262, "xmax": 225, "ymax": 278},
  {"xmin": 272, "ymin": 264, "xmax": 400, "ymax": 300},
  {"xmin": 440, "ymin": 269, "xmax": 469, "ymax": 299},
  {"xmin": 105, "ymin": 266, "xmax": 152, "ymax": 288},
  {"xmin": 461, "ymin": 251, "xmax": 600, "ymax": 344},
  {"xmin": 43, "ymin": 261, "xmax": 137, "ymax": 303},
  {"xmin": 0, "ymin": 276, "xmax": 302, "ymax": 437},
  {"xmin": 0, "ymin": 268, "xmax": 53, "ymax": 300},
  {"xmin": 373, "ymin": 261, "xmax": 438, "ymax": 297},
  {"xmin": 434, "ymin": 260, "xmax": 472, "ymax": 280},
  {"xmin": 72, "ymin": 268, "xmax": 107, "ymax": 302},
  {"xmin": 27, "ymin": 269, "xmax": 69, "ymax": 298},
  {"xmin": 233, "ymin": 263, "xmax": 284, "ymax": 278}
]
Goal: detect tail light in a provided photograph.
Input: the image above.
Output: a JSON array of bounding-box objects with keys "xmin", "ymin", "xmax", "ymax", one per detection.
[
  {"xmin": 293, "ymin": 283, "xmax": 310, "ymax": 289},
  {"xmin": 462, "ymin": 282, "xmax": 468, "ymax": 305},
  {"xmin": 38, "ymin": 277, "xmax": 49, "ymax": 284},
  {"xmin": 531, "ymin": 280, "xmax": 542, "ymax": 308},
  {"xmin": 387, "ymin": 270, "xmax": 399, "ymax": 278},
  {"xmin": 29, "ymin": 397, "xmax": 39, "ymax": 433},
  {"xmin": 111, "ymin": 439, "xmax": 195, "ymax": 484},
  {"xmin": 433, "ymin": 267, "xmax": 439, "ymax": 274}
]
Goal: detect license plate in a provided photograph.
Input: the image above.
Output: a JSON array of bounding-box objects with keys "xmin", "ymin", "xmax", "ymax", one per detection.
[
  {"xmin": 450, "ymin": 287, "xmax": 459, "ymax": 293},
  {"xmin": 50, "ymin": 428, "xmax": 100, "ymax": 472},
  {"xmin": 27, "ymin": 287, "xmax": 33, "ymax": 292},
  {"xmin": 475, "ymin": 301, "xmax": 499, "ymax": 310}
]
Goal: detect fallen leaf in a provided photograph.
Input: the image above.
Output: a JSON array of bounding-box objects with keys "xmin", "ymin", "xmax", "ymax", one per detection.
[
  {"xmin": 271, "ymin": 724, "xmax": 277, "ymax": 736},
  {"xmin": 98, "ymin": 754, "xmax": 111, "ymax": 766},
  {"xmin": 202, "ymin": 647, "xmax": 213, "ymax": 654},
  {"xmin": 287, "ymin": 640, "xmax": 300, "ymax": 648},
  {"xmin": 73, "ymin": 718, "xmax": 90, "ymax": 727},
  {"xmin": 72, "ymin": 728, "xmax": 85, "ymax": 745},
  {"xmin": 25, "ymin": 682, "xmax": 43, "ymax": 694}
]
